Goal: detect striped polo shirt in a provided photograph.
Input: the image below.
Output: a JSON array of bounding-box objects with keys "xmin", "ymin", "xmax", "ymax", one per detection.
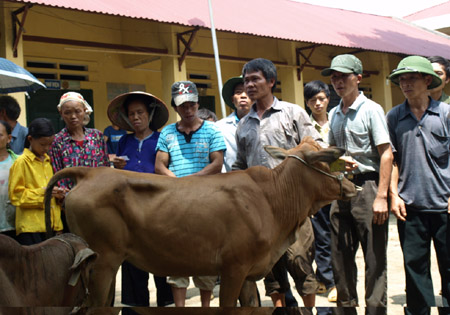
[{"xmin": 156, "ymin": 120, "xmax": 226, "ymax": 177}]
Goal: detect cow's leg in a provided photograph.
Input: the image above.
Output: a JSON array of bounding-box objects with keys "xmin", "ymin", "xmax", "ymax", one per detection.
[
  {"xmin": 108, "ymin": 277, "xmax": 116, "ymax": 306},
  {"xmin": 87, "ymin": 269, "xmax": 116, "ymax": 306},
  {"xmin": 238, "ymin": 280, "xmax": 260, "ymax": 306},
  {"xmin": 87, "ymin": 257, "xmax": 121, "ymax": 306},
  {"xmin": 85, "ymin": 307, "xmax": 121, "ymax": 315},
  {"xmin": 219, "ymin": 270, "xmax": 247, "ymax": 307}
]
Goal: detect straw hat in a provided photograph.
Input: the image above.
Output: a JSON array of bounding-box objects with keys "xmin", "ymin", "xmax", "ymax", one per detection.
[{"xmin": 107, "ymin": 91, "xmax": 169, "ymax": 132}]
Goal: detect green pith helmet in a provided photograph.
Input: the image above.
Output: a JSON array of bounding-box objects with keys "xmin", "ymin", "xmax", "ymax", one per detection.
[
  {"xmin": 321, "ymin": 54, "xmax": 363, "ymax": 76},
  {"xmin": 221, "ymin": 76, "xmax": 244, "ymax": 110},
  {"xmin": 389, "ymin": 56, "xmax": 442, "ymax": 90}
]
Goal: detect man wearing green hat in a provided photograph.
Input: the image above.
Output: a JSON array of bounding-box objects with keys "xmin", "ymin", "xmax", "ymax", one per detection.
[
  {"xmin": 322, "ymin": 54, "xmax": 393, "ymax": 313},
  {"xmin": 387, "ymin": 55, "xmax": 450, "ymax": 314},
  {"xmin": 217, "ymin": 76, "xmax": 252, "ymax": 172}
]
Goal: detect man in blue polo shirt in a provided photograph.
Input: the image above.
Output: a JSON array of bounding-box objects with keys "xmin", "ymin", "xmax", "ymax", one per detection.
[
  {"xmin": 0, "ymin": 96, "xmax": 27, "ymax": 155},
  {"xmin": 387, "ymin": 56, "xmax": 450, "ymax": 315},
  {"xmin": 155, "ymin": 80, "xmax": 226, "ymax": 307}
]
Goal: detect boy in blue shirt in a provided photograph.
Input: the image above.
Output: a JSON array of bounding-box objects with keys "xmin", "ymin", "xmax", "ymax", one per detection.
[{"xmin": 103, "ymin": 123, "xmax": 127, "ymax": 155}]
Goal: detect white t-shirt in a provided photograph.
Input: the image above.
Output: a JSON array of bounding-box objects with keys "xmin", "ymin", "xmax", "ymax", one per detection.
[{"xmin": 0, "ymin": 155, "xmax": 16, "ymax": 232}]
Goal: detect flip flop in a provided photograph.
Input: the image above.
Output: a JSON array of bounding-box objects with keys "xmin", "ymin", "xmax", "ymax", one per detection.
[{"xmin": 328, "ymin": 286, "xmax": 337, "ymax": 302}]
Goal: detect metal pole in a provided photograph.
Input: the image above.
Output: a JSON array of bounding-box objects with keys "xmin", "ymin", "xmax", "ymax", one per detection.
[{"xmin": 207, "ymin": 0, "xmax": 227, "ymax": 119}]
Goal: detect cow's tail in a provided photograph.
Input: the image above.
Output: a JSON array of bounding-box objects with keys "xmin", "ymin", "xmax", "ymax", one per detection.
[{"xmin": 45, "ymin": 167, "xmax": 90, "ymax": 239}]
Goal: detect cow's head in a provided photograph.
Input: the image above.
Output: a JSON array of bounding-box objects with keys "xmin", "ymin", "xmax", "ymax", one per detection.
[
  {"xmin": 55, "ymin": 234, "xmax": 98, "ymax": 307},
  {"xmin": 264, "ymin": 137, "xmax": 357, "ymax": 204}
]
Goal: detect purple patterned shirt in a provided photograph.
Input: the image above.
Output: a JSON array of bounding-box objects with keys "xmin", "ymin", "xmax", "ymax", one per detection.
[{"xmin": 50, "ymin": 127, "xmax": 110, "ymax": 189}]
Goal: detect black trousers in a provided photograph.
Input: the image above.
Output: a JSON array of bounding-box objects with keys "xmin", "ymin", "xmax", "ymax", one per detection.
[
  {"xmin": 330, "ymin": 178, "xmax": 388, "ymax": 315},
  {"xmin": 398, "ymin": 210, "xmax": 450, "ymax": 315},
  {"xmin": 121, "ymin": 261, "xmax": 174, "ymax": 307},
  {"xmin": 265, "ymin": 218, "xmax": 318, "ymax": 297},
  {"xmin": 16, "ymin": 232, "xmax": 47, "ymax": 245},
  {"xmin": 153, "ymin": 276, "xmax": 174, "ymax": 306},
  {"xmin": 121, "ymin": 261, "xmax": 149, "ymax": 306},
  {"xmin": 1, "ymin": 230, "xmax": 17, "ymax": 241}
]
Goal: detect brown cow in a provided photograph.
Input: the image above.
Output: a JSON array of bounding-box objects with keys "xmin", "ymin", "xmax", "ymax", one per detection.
[
  {"xmin": 44, "ymin": 137, "xmax": 356, "ymax": 307},
  {"xmin": 0, "ymin": 233, "xmax": 97, "ymax": 308},
  {"xmin": 122, "ymin": 307, "xmax": 288, "ymax": 314}
]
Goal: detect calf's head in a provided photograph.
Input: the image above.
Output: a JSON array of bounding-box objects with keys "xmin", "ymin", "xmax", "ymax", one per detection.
[
  {"xmin": 55, "ymin": 234, "xmax": 98, "ymax": 307},
  {"xmin": 265, "ymin": 137, "xmax": 357, "ymax": 205}
]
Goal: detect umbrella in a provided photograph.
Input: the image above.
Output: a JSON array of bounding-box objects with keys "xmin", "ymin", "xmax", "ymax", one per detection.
[{"xmin": 0, "ymin": 57, "xmax": 46, "ymax": 93}]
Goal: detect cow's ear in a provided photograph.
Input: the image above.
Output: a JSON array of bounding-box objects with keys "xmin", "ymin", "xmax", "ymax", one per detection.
[
  {"xmin": 303, "ymin": 147, "xmax": 345, "ymax": 164},
  {"xmin": 264, "ymin": 145, "xmax": 288, "ymax": 160}
]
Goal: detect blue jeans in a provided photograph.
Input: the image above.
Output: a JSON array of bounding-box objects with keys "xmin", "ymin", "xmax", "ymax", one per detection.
[{"xmin": 311, "ymin": 204, "xmax": 335, "ymax": 289}]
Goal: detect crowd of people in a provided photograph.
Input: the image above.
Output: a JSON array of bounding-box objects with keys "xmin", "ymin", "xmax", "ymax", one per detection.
[{"xmin": 0, "ymin": 53, "xmax": 449, "ymax": 314}]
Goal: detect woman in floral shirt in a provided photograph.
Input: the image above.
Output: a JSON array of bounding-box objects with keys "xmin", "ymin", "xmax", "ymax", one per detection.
[{"xmin": 50, "ymin": 92, "xmax": 110, "ymax": 191}]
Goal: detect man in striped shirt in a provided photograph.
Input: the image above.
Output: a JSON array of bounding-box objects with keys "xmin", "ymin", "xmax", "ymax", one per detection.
[{"xmin": 155, "ymin": 80, "xmax": 226, "ymax": 307}]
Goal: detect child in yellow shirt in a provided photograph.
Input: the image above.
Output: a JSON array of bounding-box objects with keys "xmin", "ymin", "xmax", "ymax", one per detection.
[{"xmin": 9, "ymin": 118, "xmax": 64, "ymax": 245}]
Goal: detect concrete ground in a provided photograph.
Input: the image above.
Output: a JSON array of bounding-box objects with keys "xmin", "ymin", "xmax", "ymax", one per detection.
[{"xmin": 114, "ymin": 214, "xmax": 443, "ymax": 313}]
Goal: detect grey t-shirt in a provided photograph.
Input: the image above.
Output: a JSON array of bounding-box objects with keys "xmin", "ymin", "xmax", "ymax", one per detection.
[
  {"xmin": 328, "ymin": 92, "xmax": 390, "ymax": 174},
  {"xmin": 387, "ymin": 98, "xmax": 450, "ymax": 212},
  {"xmin": 232, "ymin": 97, "xmax": 322, "ymax": 170}
]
